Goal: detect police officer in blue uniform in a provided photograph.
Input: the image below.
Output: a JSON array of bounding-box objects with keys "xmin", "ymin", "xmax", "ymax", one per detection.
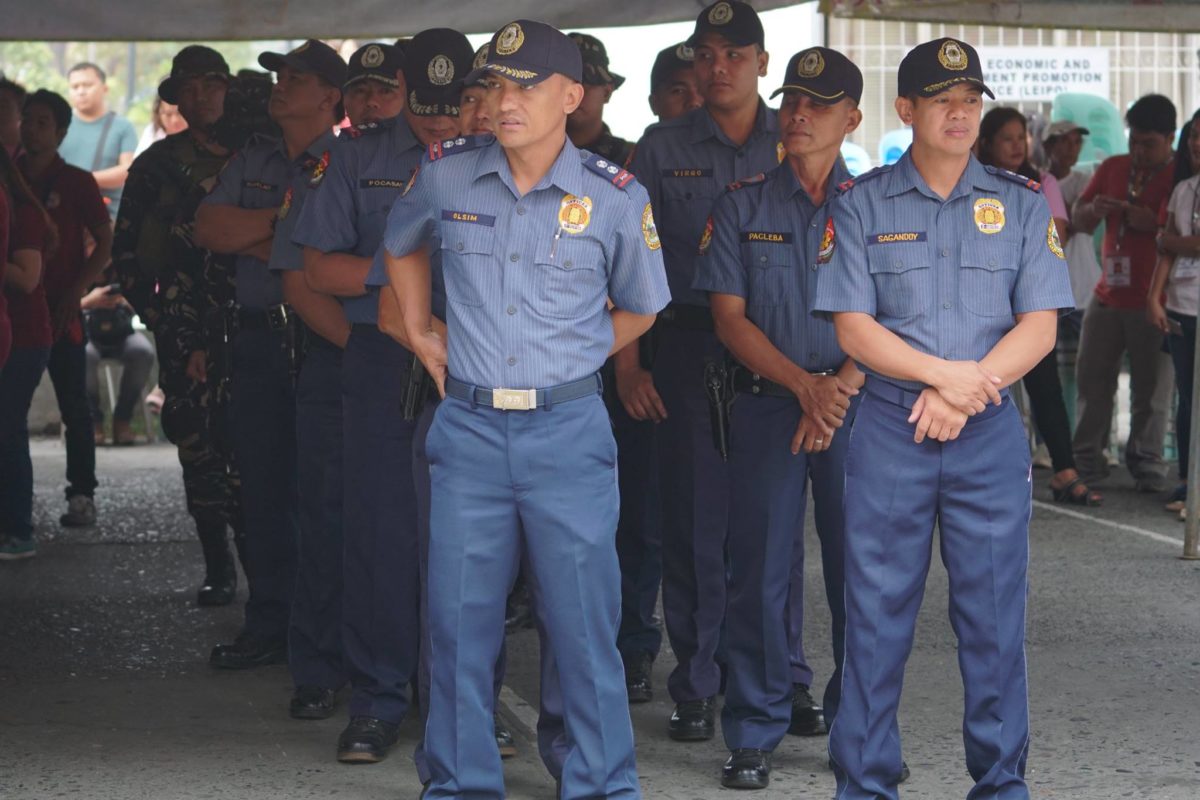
[
  {"xmin": 383, "ymin": 20, "xmax": 670, "ymax": 799},
  {"xmin": 627, "ymin": 0, "xmax": 798, "ymax": 741},
  {"xmin": 264, "ymin": 41, "xmax": 401, "ymax": 724},
  {"xmin": 813, "ymin": 38, "xmax": 1074, "ymax": 800},
  {"xmin": 693, "ymin": 47, "xmax": 865, "ymax": 790},
  {"xmin": 194, "ymin": 39, "xmax": 345, "ymax": 673},
  {"xmin": 291, "ymin": 30, "xmax": 479, "ymax": 765}
]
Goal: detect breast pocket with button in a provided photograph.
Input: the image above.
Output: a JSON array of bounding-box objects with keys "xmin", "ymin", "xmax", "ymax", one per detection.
[
  {"xmin": 959, "ymin": 240, "xmax": 1020, "ymax": 317},
  {"xmin": 867, "ymin": 241, "xmax": 932, "ymax": 318},
  {"xmin": 742, "ymin": 242, "xmax": 794, "ymax": 308},
  {"xmin": 440, "ymin": 224, "xmax": 496, "ymax": 308},
  {"xmin": 534, "ymin": 237, "xmax": 606, "ymax": 319}
]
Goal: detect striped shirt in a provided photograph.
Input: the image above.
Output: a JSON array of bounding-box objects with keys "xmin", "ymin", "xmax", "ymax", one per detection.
[
  {"xmin": 693, "ymin": 159, "xmax": 850, "ymax": 373},
  {"xmin": 292, "ymin": 116, "xmax": 424, "ymax": 323},
  {"xmin": 629, "ymin": 102, "xmax": 781, "ymax": 307},
  {"xmin": 813, "ymin": 149, "xmax": 1074, "ymax": 392},
  {"xmin": 203, "ymin": 132, "xmax": 336, "ymax": 309},
  {"xmin": 383, "ymin": 135, "xmax": 671, "ymax": 389}
]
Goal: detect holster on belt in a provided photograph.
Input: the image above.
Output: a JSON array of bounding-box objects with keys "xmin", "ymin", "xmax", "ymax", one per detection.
[
  {"xmin": 703, "ymin": 358, "xmax": 736, "ymax": 461},
  {"xmin": 401, "ymin": 352, "xmax": 435, "ymax": 421},
  {"xmin": 284, "ymin": 312, "xmax": 307, "ymax": 386}
]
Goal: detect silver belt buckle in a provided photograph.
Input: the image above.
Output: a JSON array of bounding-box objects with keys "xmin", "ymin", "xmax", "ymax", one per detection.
[{"xmin": 491, "ymin": 387, "xmax": 537, "ymax": 411}]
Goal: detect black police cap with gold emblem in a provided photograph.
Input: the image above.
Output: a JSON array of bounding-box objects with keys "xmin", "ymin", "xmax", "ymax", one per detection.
[
  {"xmin": 403, "ymin": 28, "xmax": 474, "ymax": 117},
  {"xmin": 771, "ymin": 47, "xmax": 862, "ymax": 105},
  {"xmin": 465, "ymin": 19, "xmax": 583, "ymax": 87},
  {"xmin": 897, "ymin": 37, "xmax": 995, "ymax": 99},
  {"xmin": 650, "ymin": 42, "xmax": 694, "ymax": 93},
  {"xmin": 345, "ymin": 43, "xmax": 404, "ymax": 90},
  {"xmin": 568, "ymin": 33, "xmax": 624, "ymax": 89},
  {"xmin": 686, "ymin": 1, "xmax": 764, "ymax": 49}
]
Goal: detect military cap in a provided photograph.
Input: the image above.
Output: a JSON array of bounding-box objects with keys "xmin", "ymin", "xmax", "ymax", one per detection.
[
  {"xmin": 158, "ymin": 45, "xmax": 231, "ymax": 104},
  {"xmin": 650, "ymin": 43, "xmax": 695, "ymax": 93},
  {"xmin": 464, "ymin": 19, "xmax": 583, "ymax": 87},
  {"xmin": 403, "ymin": 28, "xmax": 474, "ymax": 117},
  {"xmin": 897, "ymin": 37, "xmax": 995, "ymax": 99},
  {"xmin": 686, "ymin": 1, "xmax": 764, "ymax": 49},
  {"xmin": 771, "ymin": 47, "xmax": 862, "ymax": 105},
  {"xmin": 568, "ymin": 32, "xmax": 624, "ymax": 89},
  {"xmin": 345, "ymin": 43, "xmax": 404, "ymax": 89},
  {"xmin": 258, "ymin": 39, "xmax": 347, "ymax": 89}
]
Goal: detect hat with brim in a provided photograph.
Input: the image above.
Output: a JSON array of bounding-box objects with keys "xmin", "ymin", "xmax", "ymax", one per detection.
[
  {"xmin": 158, "ymin": 45, "xmax": 231, "ymax": 104},
  {"xmin": 1043, "ymin": 119, "xmax": 1091, "ymax": 143},
  {"xmin": 464, "ymin": 19, "xmax": 583, "ymax": 88},
  {"xmin": 258, "ymin": 39, "xmax": 347, "ymax": 89},
  {"xmin": 898, "ymin": 38, "xmax": 994, "ymax": 100}
]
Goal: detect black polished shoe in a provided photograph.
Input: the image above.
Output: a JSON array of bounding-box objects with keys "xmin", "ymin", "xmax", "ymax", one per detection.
[
  {"xmin": 787, "ymin": 684, "xmax": 828, "ymax": 736},
  {"xmin": 336, "ymin": 716, "xmax": 400, "ymax": 763},
  {"xmin": 721, "ymin": 748, "xmax": 772, "ymax": 789},
  {"xmin": 289, "ymin": 685, "xmax": 335, "ymax": 720},
  {"xmin": 208, "ymin": 632, "xmax": 287, "ymax": 669},
  {"xmin": 624, "ymin": 652, "xmax": 653, "ymax": 704},
  {"xmin": 495, "ymin": 715, "xmax": 517, "ymax": 758},
  {"xmin": 668, "ymin": 696, "xmax": 716, "ymax": 741},
  {"xmin": 197, "ymin": 563, "xmax": 237, "ymax": 607},
  {"xmin": 898, "ymin": 760, "xmax": 911, "ymax": 783}
]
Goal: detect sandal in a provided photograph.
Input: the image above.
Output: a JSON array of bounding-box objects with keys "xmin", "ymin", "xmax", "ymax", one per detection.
[{"xmin": 1050, "ymin": 476, "xmax": 1102, "ymax": 506}]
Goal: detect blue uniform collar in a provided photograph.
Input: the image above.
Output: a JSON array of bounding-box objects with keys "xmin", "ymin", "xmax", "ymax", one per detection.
[
  {"xmin": 690, "ymin": 99, "xmax": 778, "ymax": 147},
  {"xmin": 885, "ymin": 148, "xmax": 1001, "ymax": 200},
  {"xmin": 773, "ymin": 155, "xmax": 851, "ymax": 207},
  {"xmin": 474, "ymin": 136, "xmax": 587, "ymax": 199}
]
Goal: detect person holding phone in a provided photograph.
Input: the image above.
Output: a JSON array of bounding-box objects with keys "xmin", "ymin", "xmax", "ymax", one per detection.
[{"xmin": 82, "ymin": 280, "xmax": 155, "ymax": 446}]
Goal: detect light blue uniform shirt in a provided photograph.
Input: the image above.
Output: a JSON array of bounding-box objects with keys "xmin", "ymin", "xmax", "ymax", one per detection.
[
  {"xmin": 693, "ymin": 160, "xmax": 850, "ymax": 373},
  {"xmin": 812, "ymin": 149, "xmax": 1075, "ymax": 392},
  {"xmin": 293, "ymin": 116, "xmax": 426, "ymax": 324},
  {"xmin": 383, "ymin": 135, "xmax": 672, "ymax": 389},
  {"xmin": 629, "ymin": 102, "xmax": 780, "ymax": 307},
  {"xmin": 202, "ymin": 131, "xmax": 338, "ymax": 309}
]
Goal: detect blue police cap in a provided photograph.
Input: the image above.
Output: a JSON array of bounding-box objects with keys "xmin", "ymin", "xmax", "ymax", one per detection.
[
  {"xmin": 345, "ymin": 43, "xmax": 404, "ymax": 90},
  {"xmin": 258, "ymin": 39, "xmax": 347, "ymax": 89},
  {"xmin": 897, "ymin": 38, "xmax": 995, "ymax": 100},
  {"xmin": 465, "ymin": 19, "xmax": 583, "ymax": 87},
  {"xmin": 403, "ymin": 28, "xmax": 475, "ymax": 116},
  {"xmin": 686, "ymin": 1, "xmax": 764, "ymax": 50},
  {"xmin": 771, "ymin": 47, "xmax": 862, "ymax": 105}
]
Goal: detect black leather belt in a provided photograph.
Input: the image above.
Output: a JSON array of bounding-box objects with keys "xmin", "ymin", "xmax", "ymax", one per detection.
[
  {"xmin": 657, "ymin": 303, "xmax": 714, "ymax": 332},
  {"xmin": 237, "ymin": 303, "xmax": 292, "ymax": 331},
  {"xmin": 732, "ymin": 367, "xmax": 835, "ymax": 398},
  {"xmin": 445, "ymin": 373, "xmax": 602, "ymax": 411}
]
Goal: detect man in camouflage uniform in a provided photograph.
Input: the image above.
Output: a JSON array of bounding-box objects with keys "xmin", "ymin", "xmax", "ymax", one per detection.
[
  {"xmin": 566, "ymin": 33, "xmax": 634, "ymax": 166},
  {"xmin": 113, "ymin": 46, "xmax": 243, "ymax": 606}
]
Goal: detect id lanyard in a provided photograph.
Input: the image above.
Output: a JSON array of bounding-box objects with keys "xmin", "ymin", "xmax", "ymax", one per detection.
[
  {"xmin": 1106, "ymin": 158, "xmax": 1171, "ymax": 288},
  {"xmin": 1117, "ymin": 157, "xmax": 1172, "ymax": 251}
]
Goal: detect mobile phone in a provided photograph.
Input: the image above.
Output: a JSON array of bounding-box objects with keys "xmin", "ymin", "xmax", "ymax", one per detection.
[
  {"xmin": 107, "ymin": 282, "xmax": 123, "ymax": 294},
  {"xmin": 1167, "ymin": 318, "xmax": 1184, "ymax": 337}
]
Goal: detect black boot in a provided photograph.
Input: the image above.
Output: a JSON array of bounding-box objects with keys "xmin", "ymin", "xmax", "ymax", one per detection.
[{"xmin": 196, "ymin": 517, "xmax": 236, "ymax": 607}]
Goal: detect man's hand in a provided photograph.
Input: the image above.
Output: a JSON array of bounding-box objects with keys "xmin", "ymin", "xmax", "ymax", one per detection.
[
  {"xmin": 1092, "ymin": 195, "xmax": 1126, "ymax": 217},
  {"xmin": 794, "ymin": 374, "xmax": 854, "ymax": 433},
  {"xmin": 1124, "ymin": 204, "xmax": 1159, "ymax": 232},
  {"xmin": 185, "ymin": 350, "xmax": 208, "ymax": 383},
  {"xmin": 616, "ymin": 365, "xmax": 667, "ymax": 422},
  {"xmin": 410, "ymin": 329, "xmax": 448, "ymax": 399},
  {"xmin": 1147, "ymin": 297, "xmax": 1171, "ymax": 335},
  {"xmin": 929, "ymin": 360, "xmax": 1002, "ymax": 415},
  {"xmin": 908, "ymin": 388, "xmax": 968, "ymax": 443},
  {"xmin": 791, "ymin": 413, "xmax": 832, "ymax": 455},
  {"xmin": 80, "ymin": 285, "xmax": 124, "ymax": 311}
]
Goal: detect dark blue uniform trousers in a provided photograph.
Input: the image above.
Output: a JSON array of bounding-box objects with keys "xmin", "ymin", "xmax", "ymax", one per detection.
[
  {"xmin": 423, "ymin": 392, "xmax": 638, "ymax": 800},
  {"xmin": 609, "ymin": 393, "xmax": 663, "ymax": 664},
  {"xmin": 723, "ymin": 393, "xmax": 854, "ymax": 751},
  {"xmin": 830, "ymin": 385, "xmax": 1032, "ymax": 800},
  {"xmin": 230, "ymin": 328, "xmax": 298, "ymax": 641},
  {"xmin": 288, "ymin": 337, "xmax": 346, "ymax": 690},
  {"xmin": 652, "ymin": 323, "xmax": 729, "ymax": 702},
  {"xmin": 413, "ymin": 399, "xmax": 566, "ymax": 783},
  {"xmin": 342, "ymin": 325, "xmax": 420, "ymax": 723}
]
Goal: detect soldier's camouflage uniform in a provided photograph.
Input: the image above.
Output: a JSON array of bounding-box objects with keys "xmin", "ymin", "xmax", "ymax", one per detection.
[{"xmin": 113, "ymin": 131, "xmax": 243, "ymax": 562}]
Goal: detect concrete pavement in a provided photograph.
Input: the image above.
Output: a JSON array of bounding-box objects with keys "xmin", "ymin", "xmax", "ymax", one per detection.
[{"xmin": 1, "ymin": 439, "xmax": 1198, "ymax": 799}]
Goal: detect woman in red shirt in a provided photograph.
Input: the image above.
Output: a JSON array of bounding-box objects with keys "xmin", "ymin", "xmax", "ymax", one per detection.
[{"xmin": 0, "ymin": 144, "xmax": 55, "ymax": 560}]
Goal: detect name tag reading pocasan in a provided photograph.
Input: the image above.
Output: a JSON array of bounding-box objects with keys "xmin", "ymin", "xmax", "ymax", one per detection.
[
  {"xmin": 867, "ymin": 232, "xmax": 928, "ymax": 245},
  {"xmin": 441, "ymin": 210, "xmax": 497, "ymax": 227},
  {"xmin": 361, "ymin": 178, "xmax": 408, "ymax": 189}
]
